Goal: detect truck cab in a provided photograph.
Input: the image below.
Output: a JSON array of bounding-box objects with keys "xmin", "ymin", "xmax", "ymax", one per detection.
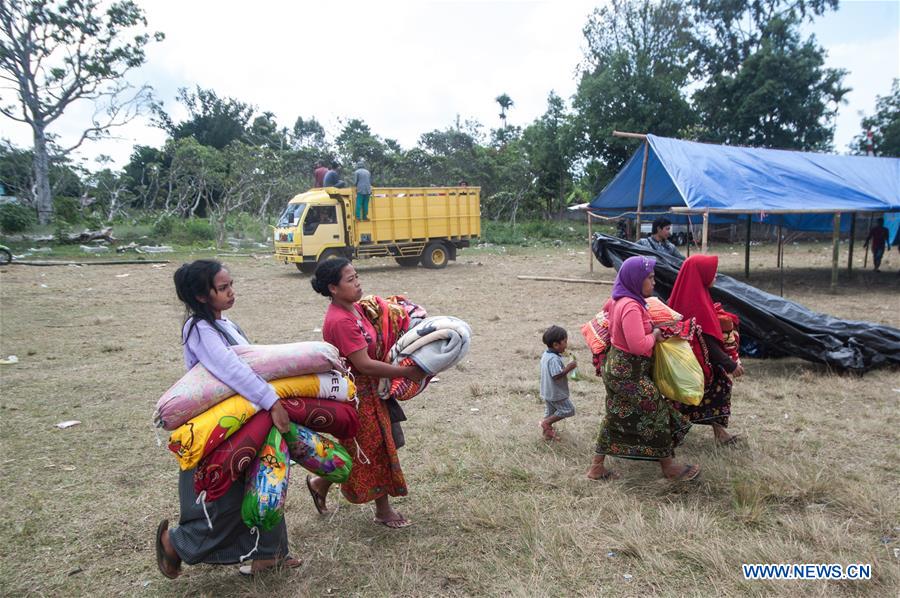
[{"xmin": 274, "ymin": 189, "xmax": 350, "ymax": 273}]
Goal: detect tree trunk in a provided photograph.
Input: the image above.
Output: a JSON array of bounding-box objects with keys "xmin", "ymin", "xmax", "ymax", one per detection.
[{"xmin": 32, "ymin": 125, "xmax": 54, "ymax": 225}]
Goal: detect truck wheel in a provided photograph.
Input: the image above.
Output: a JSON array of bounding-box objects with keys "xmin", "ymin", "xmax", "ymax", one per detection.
[
  {"xmin": 296, "ymin": 262, "xmax": 316, "ymax": 274},
  {"xmin": 317, "ymin": 248, "xmax": 348, "ymax": 267},
  {"xmin": 395, "ymin": 256, "xmax": 419, "ymax": 268},
  {"xmin": 421, "ymin": 243, "xmax": 449, "ymax": 269}
]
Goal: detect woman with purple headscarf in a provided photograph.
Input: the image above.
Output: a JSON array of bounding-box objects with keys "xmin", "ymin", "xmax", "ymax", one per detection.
[{"xmin": 586, "ymin": 256, "xmax": 700, "ymax": 482}]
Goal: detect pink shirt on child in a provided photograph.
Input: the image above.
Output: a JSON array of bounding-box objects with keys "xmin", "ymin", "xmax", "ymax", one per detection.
[{"xmin": 604, "ymin": 297, "xmax": 655, "ymax": 357}]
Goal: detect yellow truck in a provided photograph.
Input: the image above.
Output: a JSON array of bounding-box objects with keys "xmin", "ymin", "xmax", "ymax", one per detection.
[{"xmin": 273, "ymin": 186, "xmax": 481, "ymax": 273}]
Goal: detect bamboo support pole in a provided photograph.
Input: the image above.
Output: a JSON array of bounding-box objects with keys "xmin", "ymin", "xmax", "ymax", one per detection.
[
  {"xmin": 831, "ymin": 213, "xmax": 841, "ymax": 293},
  {"xmin": 848, "ymin": 213, "xmax": 856, "ymax": 275},
  {"xmin": 702, "ymin": 211, "xmax": 709, "ymax": 253},
  {"xmin": 635, "ymin": 141, "xmax": 649, "ymax": 241},
  {"xmin": 587, "ymin": 211, "xmax": 593, "ymax": 273},
  {"xmin": 744, "ymin": 215, "xmax": 751, "ymax": 280},
  {"xmin": 776, "ymin": 225, "xmax": 783, "ymax": 268}
]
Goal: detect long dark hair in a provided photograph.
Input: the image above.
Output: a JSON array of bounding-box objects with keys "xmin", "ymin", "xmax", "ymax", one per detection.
[
  {"xmin": 310, "ymin": 257, "xmax": 351, "ymax": 297},
  {"xmin": 173, "ymin": 259, "xmax": 230, "ymax": 343}
]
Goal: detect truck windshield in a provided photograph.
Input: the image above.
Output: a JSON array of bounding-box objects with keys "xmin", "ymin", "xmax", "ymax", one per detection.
[{"xmin": 277, "ymin": 203, "xmax": 306, "ymax": 227}]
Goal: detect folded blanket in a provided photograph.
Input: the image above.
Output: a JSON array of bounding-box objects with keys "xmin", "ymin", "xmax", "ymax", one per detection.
[
  {"xmin": 280, "ymin": 396, "xmax": 360, "ymax": 440},
  {"xmin": 581, "ymin": 310, "xmax": 610, "ymax": 356},
  {"xmin": 193, "ymin": 395, "xmax": 359, "ymax": 502},
  {"xmin": 646, "ymin": 297, "xmax": 683, "ymax": 327},
  {"xmin": 168, "ymin": 375, "xmax": 357, "ymax": 470},
  {"xmin": 379, "ymin": 316, "xmax": 472, "ymax": 400},
  {"xmin": 193, "ymin": 410, "xmax": 273, "ymax": 502},
  {"xmin": 155, "ymin": 342, "xmax": 346, "ymax": 430}
]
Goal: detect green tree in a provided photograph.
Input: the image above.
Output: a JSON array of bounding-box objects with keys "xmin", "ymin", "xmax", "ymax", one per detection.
[
  {"xmin": 521, "ymin": 91, "xmax": 576, "ymax": 215},
  {"xmin": 691, "ymin": 0, "xmax": 847, "ymax": 149},
  {"xmin": 573, "ymin": 0, "xmax": 696, "ymax": 185},
  {"xmin": 0, "ymin": 0, "xmax": 163, "ymax": 223},
  {"xmin": 335, "ymin": 118, "xmax": 395, "ymax": 179},
  {"xmin": 852, "ymin": 79, "xmax": 900, "ymax": 157},
  {"xmin": 291, "ymin": 116, "xmax": 327, "ymax": 151},
  {"xmin": 154, "ymin": 87, "xmax": 254, "ymax": 149},
  {"xmin": 495, "ymin": 93, "xmax": 514, "ymax": 129}
]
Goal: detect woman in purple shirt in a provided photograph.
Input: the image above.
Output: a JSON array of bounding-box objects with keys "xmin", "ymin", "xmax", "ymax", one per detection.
[{"xmin": 156, "ymin": 260, "xmax": 298, "ymax": 578}]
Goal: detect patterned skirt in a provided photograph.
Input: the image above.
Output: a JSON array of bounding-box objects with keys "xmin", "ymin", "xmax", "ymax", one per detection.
[
  {"xmin": 595, "ymin": 346, "xmax": 692, "ymax": 460},
  {"xmin": 673, "ymin": 366, "xmax": 731, "ymax": 427},
  {"xmin": 338, "ymin": 375, "xmax": 408, "ymax": 504}
]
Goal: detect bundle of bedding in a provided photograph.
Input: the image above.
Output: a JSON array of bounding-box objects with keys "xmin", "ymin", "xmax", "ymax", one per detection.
[
  {"xmin": 155, "ymin": 342, "xmax": 346, "ymax": 430},
  {"xmin": 379, "ymin": 316, "xmax": 472, "ymax": 401}
]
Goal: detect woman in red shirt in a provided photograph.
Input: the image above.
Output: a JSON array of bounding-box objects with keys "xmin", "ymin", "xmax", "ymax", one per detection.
[
  {"xmin": 306, "ymin": 258, "xmax": 425, "ymax": 528},
  {"xmin": 667, "ymin": 255, "xmax": 743, "ymax": 445},
  {"xmin": 587, "ymin": 256, "xmax": 699, "ymax": 482}
]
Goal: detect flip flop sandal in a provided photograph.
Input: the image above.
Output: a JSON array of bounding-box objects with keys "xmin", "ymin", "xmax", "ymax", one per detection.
[
  {"xmin": 717, "ymin": 435, "xmax": 742, "ymax": 447},
  {"xmin": 373, "ymin": 517, "xmax": 412, "ymax": 529},
  {"xmin": 588, "ymin": 469, "xmax": 619, "ymax": 481},
  {"xmin": 155, "ymin": 519, "xmax": 181, "ymax": 579},
  {"xmin": 239, "ymin": 556, "xmax": 302, "ymax": 577},
  {"xmin": 306, "ymin": 475, "xmax": 328, "ymax": 514},
  {"xmin": 671, "ymin": 464, "xmax": 701, "ymax": 482}
]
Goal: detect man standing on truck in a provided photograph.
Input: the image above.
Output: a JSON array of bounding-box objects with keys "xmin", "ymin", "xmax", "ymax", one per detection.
[
  {"xmin": 353, "ymin": 160, "xmax": 373, "ymax": 221},
  {"xmin": 313, "ymin": 161, "xmax": 328, "ymax": 187},
  {"xmin": 637, "ymin": 216, "xmax": 683, "ymax": 259}
]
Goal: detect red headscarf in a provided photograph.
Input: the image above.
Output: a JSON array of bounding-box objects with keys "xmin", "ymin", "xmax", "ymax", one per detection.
[{"xmin": 667, "ymin": 254, "xmax": 723, "ymax": 340}]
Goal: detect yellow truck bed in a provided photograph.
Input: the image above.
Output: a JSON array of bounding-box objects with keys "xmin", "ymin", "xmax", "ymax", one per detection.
[{"xmin": 353, "ymin": 187, "xmax": 480, "ymax": 243}]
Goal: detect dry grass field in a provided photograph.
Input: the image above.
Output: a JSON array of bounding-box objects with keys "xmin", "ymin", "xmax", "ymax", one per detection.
[{"xmin": 1, "ymin": 240, "xmax": 898, "ymax": 597}]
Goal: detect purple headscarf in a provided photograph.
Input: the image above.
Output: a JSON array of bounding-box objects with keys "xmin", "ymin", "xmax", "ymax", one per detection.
[{"xmin": 611, "ymin": 255, "xmax": 656, "ymax": 308}]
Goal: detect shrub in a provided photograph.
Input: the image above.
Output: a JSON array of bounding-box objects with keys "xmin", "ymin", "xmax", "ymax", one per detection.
[
  {"xmin": 152, "ymin": 214, "xmax": 174, "ymax": 237},
  {"xmin": 0, "ymin": 202, "xmax": 37, "ymax": 233},
  {"xmin": 53, "ymin": 196, "xmax": 82, "ymax": 224},
  {"xmin": 181, "ymin": 218, "xmax": 215, "ymax": 242}
]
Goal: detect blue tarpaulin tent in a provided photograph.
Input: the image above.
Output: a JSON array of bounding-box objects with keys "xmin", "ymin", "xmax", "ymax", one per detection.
[{"xmin": 589, "ymin": 135, "xmax": 900, "ymax": 233}]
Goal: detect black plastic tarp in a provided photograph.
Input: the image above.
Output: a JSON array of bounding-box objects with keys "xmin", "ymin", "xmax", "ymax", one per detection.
[{"xmin": 591, "ymin": 233, "xmax": 900, "ymax": 373}]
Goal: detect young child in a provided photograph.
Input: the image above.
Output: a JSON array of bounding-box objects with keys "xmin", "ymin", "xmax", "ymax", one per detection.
[{"xmin": 539, "ymin": 325, "xmax": 577, "ymax": 440}]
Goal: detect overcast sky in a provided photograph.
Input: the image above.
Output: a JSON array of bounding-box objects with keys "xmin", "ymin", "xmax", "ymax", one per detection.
[{"xmin": 2, "ymin": 0, "xmax": 898, "ymax": 171}]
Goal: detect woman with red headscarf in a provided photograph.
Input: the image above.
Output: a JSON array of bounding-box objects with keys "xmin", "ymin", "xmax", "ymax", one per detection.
[
  {"xmin": 667, "ymin": 255, "xmax": 744, "ymax": 445},
  {"xmin": 586, "ymin": 256, "xmax": 699, "ymax": 482}
]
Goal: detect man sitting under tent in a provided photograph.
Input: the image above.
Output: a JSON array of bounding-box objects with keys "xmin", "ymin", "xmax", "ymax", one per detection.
[{"xmin": 637, "ymin": 217, "xmax": 683, "ymax": 259}]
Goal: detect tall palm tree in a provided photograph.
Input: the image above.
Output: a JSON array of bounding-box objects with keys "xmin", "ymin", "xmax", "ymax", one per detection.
[{"xmin": 495, "ymin": 93, "xmax": 514, "ymax": 128}]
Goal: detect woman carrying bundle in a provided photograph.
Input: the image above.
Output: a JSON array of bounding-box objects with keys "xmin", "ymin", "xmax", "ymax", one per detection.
[
  {"xmin": 667, "ymin": 255, "xmax": 744, "ymax": 445},
  {"xmin": 155, "ymin": 259, "xmax": 299, "ymax": 579},
  {"xmin": 586, "ymin": 256, "xmax": 699, "ymax": 482},
  {"xmin": 306, "ymin": 258, "xmax": 426, "ymax": 528}
]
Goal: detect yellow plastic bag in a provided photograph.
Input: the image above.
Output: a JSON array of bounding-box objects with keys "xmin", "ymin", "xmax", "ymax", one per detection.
[{"xmin": 652, "ymin": 337, "xmax": 704, "ymax": 406}]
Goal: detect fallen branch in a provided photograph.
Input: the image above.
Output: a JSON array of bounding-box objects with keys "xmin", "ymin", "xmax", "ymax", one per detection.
[
  {"xmin": 517, "ymin": 275, "xmax": 613, "ymax": 285},
  {"xmin": 11, "ymin": 259, "xmax": 170, "ymax": 266}
]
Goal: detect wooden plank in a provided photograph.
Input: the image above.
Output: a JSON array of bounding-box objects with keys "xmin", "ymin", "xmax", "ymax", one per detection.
[
  {"xmin": 11, "ymin": 259, "xmax": 170, "ymax": 266},
  {"xmin": 517, "ymin": 275, "xmax": 613, "ymax": 285},
  {"xmin": 612, "ymin": 130, "xmax": 648, "ymax": 140}
]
